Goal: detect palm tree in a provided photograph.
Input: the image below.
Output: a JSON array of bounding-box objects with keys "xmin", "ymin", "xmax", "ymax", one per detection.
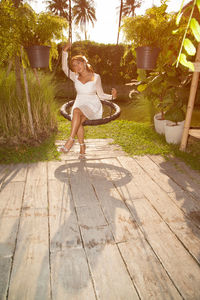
[
  {"xmin": 116, "ymin": 0, "xmax": 142, "ymax": 44},
  {"xmin": 72, "ymin": 0, "xmax": 96, "ymax": 40},
  {"xmin": 46, "ymin": 0, "xmax": 69, "ymax": 19},
  {"xmin": 122, "ymin": 0, "xmax": 142, "ymax": 17},
  {"xmin": 117, "ymin": 0, "xmax": 123, "ymax": 45}
]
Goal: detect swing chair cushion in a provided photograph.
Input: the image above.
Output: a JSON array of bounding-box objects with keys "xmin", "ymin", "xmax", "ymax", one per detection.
[{"xmin": 60, "ymin": 100, "xmax": 121, "ymax": 126}]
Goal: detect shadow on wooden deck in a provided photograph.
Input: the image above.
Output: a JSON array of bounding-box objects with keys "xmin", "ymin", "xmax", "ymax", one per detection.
[{"xmin": 0, "ymin": 139, "xmax": 200, "ymax": 300}]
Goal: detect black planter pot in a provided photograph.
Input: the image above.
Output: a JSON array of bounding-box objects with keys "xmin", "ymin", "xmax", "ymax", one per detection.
[
  {"xmin": 135, "ymin": 46, "xmax": 160, "ymax": 70},
  {"xmin": 25, "ymin": 45, "xmax": 51, "ymax": 68}
]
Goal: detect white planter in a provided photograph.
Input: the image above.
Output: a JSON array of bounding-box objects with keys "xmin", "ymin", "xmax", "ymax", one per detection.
[
  {"xmin": 154, "ymin": 113, "xmax": 166, "ymax": 135},
  {"xmin": 164, "ymin": 120, "xmax": 185, "ymax": 144}
]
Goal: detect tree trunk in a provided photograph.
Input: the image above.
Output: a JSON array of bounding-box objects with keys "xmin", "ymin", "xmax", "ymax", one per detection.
[
  {"xmin": 6, "ymin": 60, "xmax": 13, "ymax": 77},
  {"xmin": 21, "ymin": 48, "xmax": 35, "ymax": 136},
  {"xmin": 13, "ymin": 0, "xmax": 23, "ymax": 99},
  {"xmin": 117, "ymin": 0, "xmax": 123, "ymax": 45},
  {"xmin": 15, "ymin": 55, "xmax": 23, "ymax": 99},
  {"xmin": 22, "ymin": 67, "xmax": 35, "ymax": 136},
  {"xmin": 85, "ymin": 23, "xmax": 87, "ymax": 40}
]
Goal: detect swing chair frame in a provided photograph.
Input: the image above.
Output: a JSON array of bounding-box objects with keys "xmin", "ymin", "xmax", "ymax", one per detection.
[{"xmin": 60, "ymin": 100, "xmax": 121, "ymax": 126}]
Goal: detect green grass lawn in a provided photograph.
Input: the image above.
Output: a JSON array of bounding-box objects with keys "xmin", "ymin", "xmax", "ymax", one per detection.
[{"xmin": 0, "ymin": 112, "xmax": 200, "ymax": 171}]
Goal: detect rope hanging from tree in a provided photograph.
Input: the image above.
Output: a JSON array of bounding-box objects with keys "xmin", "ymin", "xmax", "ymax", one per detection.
[{"xmin": 68, "ymin": 0, "xmax": 72, "ymax": 77}]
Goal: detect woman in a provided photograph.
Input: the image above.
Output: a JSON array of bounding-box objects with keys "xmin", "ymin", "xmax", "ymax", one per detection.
[{"xmin": 58, "ymin": 43, "xmax": 117, "ymax": 159}]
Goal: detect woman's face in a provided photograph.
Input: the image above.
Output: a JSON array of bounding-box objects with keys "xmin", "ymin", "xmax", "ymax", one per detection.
[{"xmin": 72, "ymin": 59, "xmax": 85, "ymax": 74}]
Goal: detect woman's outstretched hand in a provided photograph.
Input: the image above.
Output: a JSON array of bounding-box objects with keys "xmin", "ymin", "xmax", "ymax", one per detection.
[
  {"xmin": 111, "ymin": 88, "xmax": 117, "ymax": 99},
  {"xmin": 63, "ymin": 42, "xmax": 72, "ymax": 52}
]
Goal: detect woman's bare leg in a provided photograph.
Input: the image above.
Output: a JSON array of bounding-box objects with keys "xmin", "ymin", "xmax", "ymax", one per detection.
[
  {"xmin": 64, "ymin": 108, "xmax": 86, "ymax": 150},
  {"xmin": 77, "ymin": 116, "xmax": 86, "ymax": 155}
]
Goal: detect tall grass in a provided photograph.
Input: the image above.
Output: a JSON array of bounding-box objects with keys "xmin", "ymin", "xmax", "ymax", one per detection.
[{"xmin": 0, "ymin": 69, "xmax": 58, "ymax": 145}]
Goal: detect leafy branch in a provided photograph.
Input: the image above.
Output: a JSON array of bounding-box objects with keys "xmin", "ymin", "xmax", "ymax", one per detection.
[{"xmin": 176, "ymin": 0, "xmax": 200, "ymax": 70}]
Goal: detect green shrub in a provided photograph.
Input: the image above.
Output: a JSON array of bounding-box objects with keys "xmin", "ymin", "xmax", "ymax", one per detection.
[
  {"xmin": 53, "ymin": 41, "xmax": 137, "ymax": 84},
  {"xmin": 0, "ymin": 69, "xmax": 58, "ymax": 145}
]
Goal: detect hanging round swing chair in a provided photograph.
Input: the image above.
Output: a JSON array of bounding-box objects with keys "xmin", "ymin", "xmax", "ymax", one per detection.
[
  {"xmin": 60, "ymin": 0, "xmax": 120, "ymax": 126},
  {"xmin": 60, "ymin": 99, "xmax": 121, "ymax": 126}
]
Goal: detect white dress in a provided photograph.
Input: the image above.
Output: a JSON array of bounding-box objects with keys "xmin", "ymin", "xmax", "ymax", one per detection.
[{"xmin": 62, "ymin": 51, "xmax": 113, "ymax": 120}]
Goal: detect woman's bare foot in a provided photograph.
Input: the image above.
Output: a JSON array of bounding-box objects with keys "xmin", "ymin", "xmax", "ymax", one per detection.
[
  {"xmin": 79, "ymin": 143, "xmax": 86, "ymax": 159},
  {"xmin": 58, "ymin": 137, "xmax": 75, "ymax": 153},
  {"xmin": 64, "ymin": 136, "xmax": 75, "ymax": 151}
]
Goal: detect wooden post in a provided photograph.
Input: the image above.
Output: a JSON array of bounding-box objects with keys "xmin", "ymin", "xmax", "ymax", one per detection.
[{"xmin": 180, "ymin": 43, "xmax": 200, "ymax": 151}]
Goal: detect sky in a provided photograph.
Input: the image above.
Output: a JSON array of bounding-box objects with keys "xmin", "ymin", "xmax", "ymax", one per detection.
[{"xmin": 31, "ymin": 0, "xmax": 191, "ymax": 44}]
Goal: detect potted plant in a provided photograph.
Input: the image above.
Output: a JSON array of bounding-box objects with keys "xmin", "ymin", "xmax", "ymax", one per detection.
[
  {"xmin": 122, "ymin": 2, "xmax": 175, "ymax": 69},
  {"xmin": 18, "ymin": 4, "xmax": 67, "ymax": 68},
  {"xmin": 134, "ymin": 66, "xmax": 190, "ymax": 137},
  {"xmin": 136, "ymin": 69, "xmax": 175, "ymax": 134},
  {"xmin": 164, "ymin": 84, "xmax": 189, "ymax": 144}
]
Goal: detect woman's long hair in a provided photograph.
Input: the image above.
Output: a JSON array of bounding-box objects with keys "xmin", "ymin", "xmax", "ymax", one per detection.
[{"xmin": 70, "ymin": 55, "xmax": 94, "ymax": 73}]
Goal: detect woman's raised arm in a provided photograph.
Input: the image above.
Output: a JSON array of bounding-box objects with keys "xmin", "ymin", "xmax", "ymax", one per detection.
[{"xmin": 62, "ymin": 43, "xmax": 76, "ymax": 82}]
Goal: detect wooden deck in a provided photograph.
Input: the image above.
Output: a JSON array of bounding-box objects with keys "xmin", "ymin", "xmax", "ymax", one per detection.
[{"xmin": 0, "ymin": 139, "xmax": 200, "ymax": 300}]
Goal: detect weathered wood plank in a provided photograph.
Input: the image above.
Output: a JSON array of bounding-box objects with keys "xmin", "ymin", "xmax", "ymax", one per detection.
[
  {"xmin": 59, "ymin": 151, "xmax": 126, "ymax": 160},
  {"xmin": 48, "ymin": 178, "xmax": 81, "ymax": 252},
  {"xmin": 8, "ymin": 162, "xmax": 50, "ymax": 300},
  {"xmin": 0, "ymin": 181, "xmax": 24, "ymax": 214},
  {"xmin": 68, "ymin": 161, "xmax": 99, "ymax": 207},
  {"xmin": 4, "ymin": 164, "xmax": 27, "ymax": 183},
  {"xmin": 119, "ymin": 156, "xmax": 200, "ymax": 262},
  {"xmin": 23, "ymin": 162, "xmax": 47, "ymax": 209},
  {"xmin": 168, "ymin": 219, "xmax": 200, "ymax": 263},
  {"xmin": 118, "ymin": 239, "xmax": 182, "ymax": 300},
  {"xmin": 48, "ymin": 164, "xmax": 97, "ymax": 299},
  {"xmin": 97, "ymin": 158, "xmax": 143, "ymax": 201},
  {"xmin": 76, "ymin": 204, "xmax": 107, "ymax": 228},
  {"xmin": 0, "ymin": 165, "xmax": 11, "ymax": 189},
  {"xmin": 56, "ymin": 138, "xmax": 125, "ymax": 159},
  {"xmin": 56, "ymin": 138, "xmax": 117, "ymax": 146},
  {"xmin": 118, "ymin": 156, "xmax": 200, "ymax": 299},
  {"xmin": 166, "ymin": 156, "xmax": 200, "ymax": 184},
  {"xmin": 137, "ymin": 156, "xmax": 200, "ymax": 228},
  {"xmin": 135, "ymin": 156, "xmax": 182, "ymax": 193},
  {"xmin": 168, "ymin": 190, "xmax": 200, "ymax": 214},
  {"xmin": 47, "ymin": 161, "xmax": 66, "ymax": 181},
  {"xmin": 101, "ymin": 157, "xmax": 185, "ymax": 229},
  {"xmin": 79, "ymin": 222, "xmax": 139, "ymax": 299},
  {"xmin": 84, "ymin": 243, "xmax": 139, "ymax": 300},
  {"xmin": 71, "ymin": 161, "xmax": 139, "ymax": 299},
  {"xmin": 8, "ymin": 208, "xmax": 51, "ymax": 300},
  {"xmin": 168, "ymin": 190, "xmax": 200, "ymax": 229},
  {"xmin": 118, "ymin": 156, "xmax": 200, "ymax": 255},
  {"xmin": 51, "ymin": 249, "xmax": 96, "ymax": 300},
  {"xmin": 0, "ymin": 182, "xmax": 25, "ymax": 300},
  {"xmin": 0, "ymin": 164, "xmax": 27, "ymax": 195},
  {"xmin": 1, "ymin": 141, "xmax": 200, "ymax": 300},
  {"xmin": 126, "ymin": 198, "xmax": 200, "ymax": 299},
  {"xmin": 84, "ymin": 159, "xmax": 140, "ymax": 243},
  {"xmin": 0, "ymin": 257, "xmax": 12, "ymax": 300},
  {"xmin": 77, "ymin": 180, "xmax": 181, "ymax": 299},
  {"xmin": 149, "ymin": 155, "xmax": 200, "ymax": 201}
]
